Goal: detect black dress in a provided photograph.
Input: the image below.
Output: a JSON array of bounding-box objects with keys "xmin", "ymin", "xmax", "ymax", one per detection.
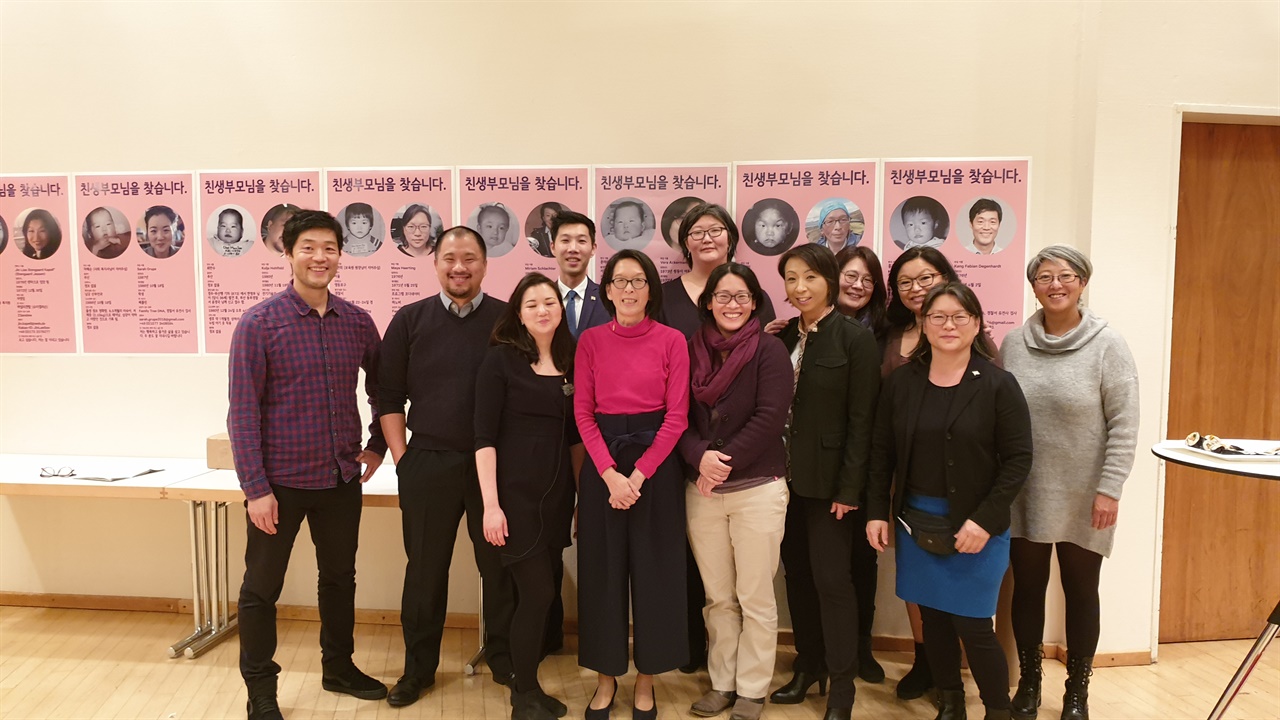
[{"xmin": 474, "ymin": 344, "xmax": 578, "ymax": 565}]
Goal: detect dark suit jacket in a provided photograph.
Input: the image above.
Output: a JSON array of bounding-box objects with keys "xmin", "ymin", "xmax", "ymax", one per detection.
[
  {"xmin": 571, "ymin": 278, "xmax": 609, "ymax": 336},
  {"xmin": 867, "ymin": 354, "xmax": 1033, "ymax": 535},
  {"xmin": 678, "ymin": 332, "xmax": 793, "ymax": 483},
  {"xmin": 779, "ymin": 311, "xmax": 881, "ymax": 505}
]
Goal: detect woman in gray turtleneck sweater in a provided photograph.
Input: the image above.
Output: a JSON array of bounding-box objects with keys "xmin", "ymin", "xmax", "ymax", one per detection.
[{"xmin": 999, "ymin": 245, "xmax": 1139, "ymax": 720}]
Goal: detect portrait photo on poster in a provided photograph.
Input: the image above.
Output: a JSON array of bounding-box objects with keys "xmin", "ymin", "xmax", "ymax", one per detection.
[
  {"xmin": 466, "ymin": 202, "xmax": 520, "ymax": 258},
  {"xmin": 525, "ymin": 201, "xmax": 570, "ymax": 258},
  {"xmin": 137, "ymin": 205, "xmax": 185, "ymax": 260},
  {"xmin": 0, "ymin": 214, "xmax": 7, "ymax": 255},
  {"xmin": 391, "ymin": 203, "xmax": 443, "ymax": 260},
  {"xmin": 82, "ymin": 206, "xmax": 132, "ymax": 259},
  {"xmin": 806, "ymin": 198, "xmax": 865, "ymax": 254},
  {"xmin": 601, "ymin": 197, "xmax": 655, "ymax": 251},
  {"xmin": 889, "ymin": 195, "xmax": 949, "ymax": 250},
  {"xmin": 336, "ymin": 202, "xmax": 386, "ymax": 258},
  {"xmin": 15, "ymin": 208, "xmax": 63, "ymax": 261},
  {"xmin": 957, "ymin": 196, "xmax": 1017, "ymax": 255},
  {"xmin": 206, "ymin": 205, "xmax": 256, "ymax": 258},
  {"xmin": 742, "ymin": 197, "xmax": 801, "ymax": 256},
  {"xmin": 660, "ymin": 196, "xmax": 706, "ymax": 250},
  {"xmin": 260, "ymin": 203, "xmax": 301, "ymax": 256}
]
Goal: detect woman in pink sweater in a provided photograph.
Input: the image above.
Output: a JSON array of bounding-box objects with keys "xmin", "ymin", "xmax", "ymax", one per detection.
[{"xmin": 575, "ymin": 249, "xmax": 691, "ymax": 720}]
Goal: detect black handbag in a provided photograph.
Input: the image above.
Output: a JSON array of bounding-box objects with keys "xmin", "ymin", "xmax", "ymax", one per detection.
[{"xmin": 898, "ymin": 506, "xmax": 957, "ymax": 556}]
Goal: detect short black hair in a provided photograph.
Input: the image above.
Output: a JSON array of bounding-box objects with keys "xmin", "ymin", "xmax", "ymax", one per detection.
[
  {"xmin": 886, "ymin": 246, "xmax": 961, "ymax": 328},
  {"xmin": 282, "ymin": 209, "xmax": 342, "ymax": 255},
  {"xmin": 437, "ymin": 225, "xmax": 487, "ymax": 259},
  {"xmin": 600, "ymin": 249, "xmax": 663, "ymax": 320},
  {"xmin": 144, "ymin": 205, "xmax": 176, "ymax": 225},
  {"xmin": 550, "ymin": 210, "xmax": 596, "ymax": 244},
  {"xmin": 696, "ymin": 262, "xmax": 767, "ymax": 326},
  {"xmin": 901, "ymin": 195, "xmax": 950, "ymax": 238},
  {"xmin": 677, "ymin": 202, "xmax": 739, "ymax": 268},
  {"xmin": 345, "ymin": 202, "xmax": 374, "ymax": 222},
  {"xmin": 969, "ymin": 198, "xmax": 1003, "ymax": 223},
  {"xmin": 908, "ymin": 281, "xmax": 998, "ymax": 362},
  {"xmin": 777, "ymin": 243, "xmax": 840, "ymax": 307},
  {"xmin": 218, "ymin": 207, "xmax": 243, "ymax": 225}
]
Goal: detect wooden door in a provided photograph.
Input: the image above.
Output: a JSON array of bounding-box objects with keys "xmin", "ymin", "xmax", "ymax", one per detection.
[{"xmin": 1160, "ymin": 122, "xmax": 1280, "ymax": 643}]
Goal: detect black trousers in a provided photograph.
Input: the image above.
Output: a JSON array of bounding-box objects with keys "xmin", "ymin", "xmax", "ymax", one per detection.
[
  {"xmin": 543, "ymin": 551, "xmax": 566, "ymax": 656},
  {"xmin": 779, "ymin": 494, "xmax": 860, "ymax": 707},
  {"xmin": 1010, "ymin": 538, "xmax": 1104, "ymax": 657},
  {"xmin": 510, "ymin": 549, "xmax": 557, "ymax": 693},
  {"xmin": 919, "ymin": 605, "xmax": 1010, "ymax": 710},
  {"xmin": 397, "ymin": 447, "xmax": 514, "ymax": 682},
  {"xmin": 577, "ymin": 413, "xmax": 688, "ymax": 676},
  {"xmin": 239, "ymin": 479, "xmax": 362, "ymax": 695}
]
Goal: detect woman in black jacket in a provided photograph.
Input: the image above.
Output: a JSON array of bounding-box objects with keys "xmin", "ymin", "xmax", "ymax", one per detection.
[
  {"xmin": 866, "ymin": 282, "xmax": 1033, "ymax": 720},
  {"xmin": 770, "ymin": 244, "xmax": 880, "ymax": 720}
]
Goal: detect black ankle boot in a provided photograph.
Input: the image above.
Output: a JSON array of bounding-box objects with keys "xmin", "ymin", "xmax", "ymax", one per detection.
[
  {"xmin": 935, "ymin": 689, "xmax": 967, "ymax": 720},
  {"xmin": 857, "ymin": 636, "xmax": 885, "ymax": 683},
  {"xmin": 1011, "ymin": 644, "xmax": 1043, "ymax": 720},
  {"xmin": 897, "ymin": 643, "xmax": 934, "ymax": 700},
  {"xmin": 984, "ymin": 709, "xmax": 1012, "ymax": 720},
  {"xmin": 769, "ymin": 671, "xmax": 828, "ymax": 704},
  {"xmin": 1061, "ymin": 654, "xmax": 1093, "ymax": 720},
  {"xmin": 510, "ymin": 689, "xmax": 555, "ymax": 720}
]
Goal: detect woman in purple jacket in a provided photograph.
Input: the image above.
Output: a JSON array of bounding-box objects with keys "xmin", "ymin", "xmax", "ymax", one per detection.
[{"xmin": 680, "ymin": 263, "xmax": 794, "ymax": 720}]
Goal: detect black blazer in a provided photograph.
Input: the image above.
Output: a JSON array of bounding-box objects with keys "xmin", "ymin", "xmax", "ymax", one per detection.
[
  {"xmin": 867, "ymin": 354, "xmax": 1033, "ymax": 535},
  {"xmin": 779, "ymin": 311, "xmax": 881, "ymax": 505}
]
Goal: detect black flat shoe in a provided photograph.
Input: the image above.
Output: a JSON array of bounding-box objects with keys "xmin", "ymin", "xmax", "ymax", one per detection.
[
  {"xmin": 387, "ymin": 675, "xmax": 433, "ymax": 707},
  {"xmin": 770, "ymin": 671, "xmax": 828, "ymax": 704},
  {"xmin": 246, "ymin": 695, "xmax": 283, "ymax": 720},
  {"xmin": 321, "ymin": 666, "xmax": 388, "ymax": 700}
]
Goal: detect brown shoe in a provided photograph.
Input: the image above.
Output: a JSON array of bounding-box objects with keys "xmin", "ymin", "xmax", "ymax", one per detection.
[
  {"xmin": 690, "ymin": 690, "xmax": 736, "ymax": 717},
  {"xmin": 729, "ymin": 696, "xmax": 765, "ymax": 720}
]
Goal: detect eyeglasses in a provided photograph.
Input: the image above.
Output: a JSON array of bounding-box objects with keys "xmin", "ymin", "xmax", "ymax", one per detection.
[
  {"xmin": 686, "ymin": 226, "xmax": 727, "ymax": 242},
  {"xmin": 823, "ymin": 216, "xmax": 851, "ymax": 228},
  {"xmin": 925, "ymin": 312, "xmax": 974, "ymax": 327},
  {"xmin": 842, "ymin": 271, "xmax": 875, "ymax": 289},
  {"xmin": 609, "ymin": 277, "xmax": 648, "ymax": 290},
  {"xmin": 896, "ymin": 272, "xmax": 943, "ymax": 292},
  {"xmin": 712, "ymin": 291, "xmax": 753, "ymax": 306},
  {"xmin": 404, "ymin": 223, "xmax": 432, "ymax": 235},
  {"xmin": 40, "ymin": 466, "xmax": 74, "ymax": 478},
  {"xmin": 1033, "ymin": 272, "xmax": 1080, "ymax": 286}
]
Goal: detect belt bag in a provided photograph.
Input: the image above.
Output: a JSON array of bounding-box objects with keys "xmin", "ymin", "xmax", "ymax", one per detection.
[{"xmin": 898, "ymin": 506, "xmax": 957, "ymax": 556}]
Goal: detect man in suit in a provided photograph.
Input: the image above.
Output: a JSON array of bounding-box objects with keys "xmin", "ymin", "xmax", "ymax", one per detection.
[{"xmin": 551, "ymin": 210, "xmax": 608, "ymax": 339}]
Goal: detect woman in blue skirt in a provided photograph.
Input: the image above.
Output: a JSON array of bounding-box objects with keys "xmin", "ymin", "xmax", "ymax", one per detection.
[{"xmin": 866, "ymin": 282, "xmax": 1033, "ymax": 720}]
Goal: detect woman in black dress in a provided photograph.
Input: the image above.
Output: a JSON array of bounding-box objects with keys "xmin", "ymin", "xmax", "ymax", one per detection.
[{"xmin": 476, "ymin": 272, "xmax": 582, "ymax": 720}]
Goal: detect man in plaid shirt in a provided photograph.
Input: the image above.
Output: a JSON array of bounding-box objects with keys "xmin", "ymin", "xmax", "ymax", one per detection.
[{"xmin": 227, "ymin": 210, "xmax": 387, "ymax": 720}]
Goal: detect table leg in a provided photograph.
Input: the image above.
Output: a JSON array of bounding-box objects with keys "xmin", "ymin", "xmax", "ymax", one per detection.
[
  {"xmin": 1206, "ymin": 598, "xmax": 1280, "ymax": 720},
  {"xmin": 464, "ymin": 575, "xmax": 485, "ymax": 676},
  {"xmin": 185, "ymin": 501, "xmax": 239, "ymax": 658},
  {"xmin": 168, "ymin": 500, "xmax": 212, "ymax": 657}
]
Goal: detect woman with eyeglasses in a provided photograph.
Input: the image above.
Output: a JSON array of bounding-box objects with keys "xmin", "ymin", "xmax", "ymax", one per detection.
[
  {"xmin": 575, "ymin": 249, "xmax": 691, "ymax": 720},
  {"xmin": 659, "ymin": 202, "xmax": 775, "ymax": 675},
  {"xmin": 867, "ymin": 282, "xmax": 1033, "ymax": 720},
  {"xmin": 814, "ymin": 201, "xmax": 863, "ymax": 254},
  {"xmin": 1000, "ymin": 246, "xmax": 1138, "ymax": 720},
  {"xmin": 679, "ymin": 263, "xmax": 793, "ymax": 720},
  {"xmin": 770, "ymin": 244, "xmax": 880, "ymax": 720}
]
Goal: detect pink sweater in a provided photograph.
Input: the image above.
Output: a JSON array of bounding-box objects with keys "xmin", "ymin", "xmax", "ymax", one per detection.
[{"xmin": 574, "ymin": 316, "xmax": 690, "ymax": 478}]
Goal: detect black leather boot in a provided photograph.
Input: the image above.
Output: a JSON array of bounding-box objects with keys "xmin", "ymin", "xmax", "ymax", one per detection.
[
  {"xmin": 1060, "ymin": 654, "xmax": 1093, "ymax": 720},
  {"xmin": 984, "ymin": 709, "xmax": 1012, "ymax": 720},
  {"xmin": 934, "ymin": 689, "xmax": 967, "ymax": 720},
  {"xmin": 858, "ymin": 636, "xmax": 885, "ymax": 683},
  {"xmin": 1011, "ymin": 644, "xmax": 1043, "ymax": 720},
  {"xmin": 769, "ymin": 671, "xmax": 828, "ymax": 704},
  {"xmin": 897, "ymin": 642, "xmax": 934, "ymax": 700}
]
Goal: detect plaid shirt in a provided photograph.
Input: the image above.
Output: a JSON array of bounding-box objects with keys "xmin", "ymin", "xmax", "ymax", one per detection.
[{"xmin": 227, "ymin": 284, "xmax": 386, "ymax": 500}]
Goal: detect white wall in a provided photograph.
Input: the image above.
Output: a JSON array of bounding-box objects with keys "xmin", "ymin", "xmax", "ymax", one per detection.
[{"xmin": 1, "ymin": 0, "xmax": 1277, "ymax": 657}]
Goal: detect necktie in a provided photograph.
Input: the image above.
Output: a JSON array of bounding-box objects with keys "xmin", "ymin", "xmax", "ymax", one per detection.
[{"xmin": 565, "ymin": 290, "xmax": 580, "ymax": 337}]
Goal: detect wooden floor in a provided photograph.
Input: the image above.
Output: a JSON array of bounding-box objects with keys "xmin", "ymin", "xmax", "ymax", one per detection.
[{"xmin": 0, "ymin": 607, "xmax": 1276, "ymax": 719}]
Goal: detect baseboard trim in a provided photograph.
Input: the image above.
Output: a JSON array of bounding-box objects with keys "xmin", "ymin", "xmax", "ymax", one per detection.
[{"xmin": 0, "ymin": 593, "xmax": 1153, "ymax": 667}]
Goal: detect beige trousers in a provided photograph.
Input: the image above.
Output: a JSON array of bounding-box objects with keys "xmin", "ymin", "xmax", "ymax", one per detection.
[{"xmin": 686, "ymin": 479, "xmax": 789, "ymax": 699}]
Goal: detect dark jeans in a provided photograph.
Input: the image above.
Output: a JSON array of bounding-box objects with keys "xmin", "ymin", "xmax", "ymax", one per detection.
[
  {"xmin": 397, "ymin": 447, "xmax": 514, "ymax": 682},
  {"xmin": 238, "ymin": 478, "xmax": 362, "ymax": 695},
  {"xmin": 1010, "ymin": 538, "xmax": 1104, "ymax": 657},
  {"xmin": 920, "ymin": 605, "xmax": 1010, "ymax": 710},
  {"xmin": 779, "ymin": 494, "xmax": 859, "ymax": 708}
]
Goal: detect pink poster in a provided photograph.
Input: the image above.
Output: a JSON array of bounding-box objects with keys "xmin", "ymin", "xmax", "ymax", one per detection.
[
  {"xmin": 881, "ymin": 159, "xmax": 1030, "ymax": 344},
  {"xmin": 326, "ymin": 168, "xmax": 452, "ymax": 332},
  {"xmin": 200, "ymin": 171, "xmax": 320, "ymax": 353},
  {"xmin": 457, "ymin": 167, "xmax": 590, "ymax": 303},
  {"xmin": 0, "ymin": 176, "xmax": 77, "ymax": 353},
  {"xmin": 594, "ymin": 165, "xmax": 731, "ymax": 283},
  {"xmin": 75, "ymin": 173, "xmax": 199, "ymax": 353},
  {"xmin": 734, "ymin": 161, "xmax": 878, "ymax": 318}
]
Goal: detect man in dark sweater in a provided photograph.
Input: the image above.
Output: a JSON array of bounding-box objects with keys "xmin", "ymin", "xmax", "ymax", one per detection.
[{"xmin": 378, "ymin": 226, "xmax": 514, "ymax": 707}]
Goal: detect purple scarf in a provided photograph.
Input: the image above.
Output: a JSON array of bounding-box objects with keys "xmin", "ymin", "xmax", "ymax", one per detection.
[{"xmin": 690, "ymin": 318, "xmax": 761, "ymax": 407}]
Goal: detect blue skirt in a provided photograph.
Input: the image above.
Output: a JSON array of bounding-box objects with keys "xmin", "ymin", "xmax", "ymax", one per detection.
[{"xmin": 895, "ymin": 494, "xmax": 1009, "ymax": 618}]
